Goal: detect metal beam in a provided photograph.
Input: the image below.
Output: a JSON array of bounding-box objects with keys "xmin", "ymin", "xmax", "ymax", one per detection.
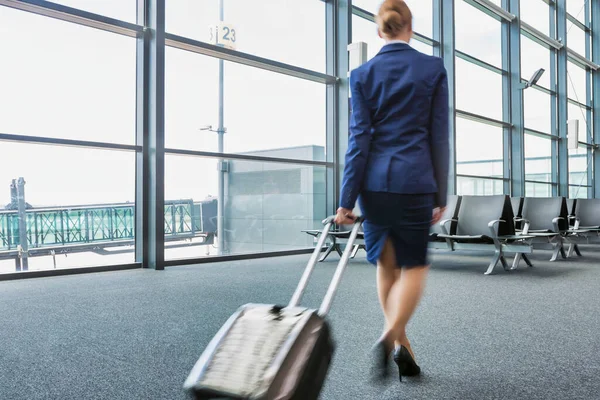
[
  {"xmin": 434, "ymin": 0, "xmax": 456, "ymax": 195},
  {"xmin": 165, "ymin": 34, "xmax": 337, "ymax": 85},
  {"xmin": 520, "ymin": 21, "xmax": 563, "ymax": 50},
  {"xmin": 466, "ymin": 0, "xmax": 516, "ymax": 22},
  {"xmin": 136, "ymin": 0, "xmax": 165, "ymax": 270},
  {"xmin": 456, "ymin": 50, "xmax": 505, "ymax": 74},
  {"xmin": 327, "ymin": 0, "xmax": 350, "ymax": 213},
  {"xmin": 456, "ymin": 110, "xmax": 511, "ymax": 128},
  {"xmin": 0, "ymin": 133, "xmax": 140, "ymax": 152},
  {"xmin": 505, "ymin": 0, "xmax": 523, "ymax": 196},
  {"xmin": 557, "ymin": 0, "xmax": 569, "ymax": 196},
  {"xmin": 592, "ymin": 0, "xmax": 600, "ymax": 197},
  {"xmin": 164, "ymin": 148, "xmax": 332, "ymax": 167},
  {"xmin": 0, "ymin": 0, "xmax": 143, "ymax": 37},
  {"xmin": 550, "ymin": 1, "xmax": 558, "ymax": 196},
  {"xmin": 567, "ymin": 49, "xmax": 600, "ymax": 70}
]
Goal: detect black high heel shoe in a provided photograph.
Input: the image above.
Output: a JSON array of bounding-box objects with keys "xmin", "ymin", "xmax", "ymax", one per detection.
[
  {"xmin": 393, "ymin": 345, "xmax": 421, "ymax": 382},
  {"xmin": 370, "ymin": 339, "xmax": 393, "ymax": 382}
]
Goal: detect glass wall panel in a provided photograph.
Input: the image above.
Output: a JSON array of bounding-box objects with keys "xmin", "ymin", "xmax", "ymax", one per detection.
[
  {"xmin": 351, "ymin": 0, "xmax": 433, "ymax": 38},
  {"xmin": 0, "ymin": 142, "xmax": 135, "ymax": 274},
  {"xmin": 165, "ymin": 48, "xmax": 327, "ymax": 161},
  {"xmin": 521, "ymin": 0, "xmax": 550, "ymax": 36},
  {"xmin": 455, "ymin": 0, "xmax": 502, "ymax": 67},
  {"xmin": 49, "ymin": 0, "xmax": 136, "ymax": 22},
  {"xmin": 569, "ymin": 186, "xmax": 590, "ymax": 199},
  {"xmin": 567, "ymin": 62, "xmax": 588, "ymax": 102},
  {"xmin": 457, "ymin": 177, "xmax": 504, "ymax": 196},
  {"xmin": 524, "ymin": 89, "xmax": 552, "ymax": 133},
  {"xmin": 568, "ymin": 146, "xmax": 589, "ymax": 191},
  {"xmin": 0, "ymin": 7, "xmax": 136, "ymax": 144},
  {"xmin": 524, "ymin": 134, "xmax": 553, "ymax": 183},
  {"xmin": 567, "ymin": 0, "xmax": 588, "ymax": 24},
  {"xmin": 164, "ymin": 155, "xmax": 327, "ymax": 260},
  {"xmin": 567, "ymin": 25, "xmax": 588, "ymax": 57},
  {"xmin": 166, "ymin": 0, "xmax": 326, "ymax": 72},
  {"xmin": 521, "ymin": 35, "xmax": 551, "ymax": 90},
  {"xmin": 455, "ymin": 118, "xmax": 503, "ymax": 178},
  {"xmin": 568, "ymin": 102, "xmax": 590, "ymax": 139},
  {"xmin": 455, "ymin": 59, "xmax": 503, "ymax": 120},
  {"xmin": 525, "ymin": 182, "xmax": 552, "ymax": 198}
]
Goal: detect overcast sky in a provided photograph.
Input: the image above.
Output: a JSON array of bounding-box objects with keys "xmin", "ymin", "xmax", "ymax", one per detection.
[{"xmin": 0, "ymin": 0, "xmax": 591, "ymax": 209}]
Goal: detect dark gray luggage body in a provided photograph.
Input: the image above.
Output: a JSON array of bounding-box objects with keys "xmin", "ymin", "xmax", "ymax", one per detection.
[{"xmin": 183, "ymin": 217, "xmax": 363, "ymax": 400}]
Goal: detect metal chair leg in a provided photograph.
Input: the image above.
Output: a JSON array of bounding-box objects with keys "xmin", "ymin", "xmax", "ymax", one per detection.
[
  {"xmin": 522, "ymin": 254, "xmax": 533, "ymax": 267},
  {"xmin": 350, "ymin": 245, "xmax": 360, "ymax": 259},
  {"xmin": 574, "ymin": 244, "xmax": 582, "ymax": 256},
  {"xmin": 550, "ymin": 244, "xmax": 560, "ymax": 262},
  {"xmin": 510, "ymin": 253, "xmax": 522, "ymax": 270},
  {"xmin": 319, "ymin": 243, "xmax": 335, "ymax": 262},
  {"xmin": 485, "ymin": 251, "xmax": 502, "ymax": 275}
]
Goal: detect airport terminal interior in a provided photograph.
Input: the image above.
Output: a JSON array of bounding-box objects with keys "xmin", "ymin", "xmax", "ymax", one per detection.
[{"xmin": 1, "ymin": 0, "xmax": 600, "ymax": 399}]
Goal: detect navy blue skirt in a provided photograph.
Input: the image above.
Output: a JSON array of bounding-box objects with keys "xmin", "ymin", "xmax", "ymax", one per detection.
[{"xmin": 358, "ymin": 191, "xmax": 434, "ymax": 268}]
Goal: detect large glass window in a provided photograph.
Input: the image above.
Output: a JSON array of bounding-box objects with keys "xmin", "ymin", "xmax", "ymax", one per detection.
[
  {"xmin": 455, "ymin": 118, "xmax": 503, "ymax": 178},
  {"xmin": 455, "ymin": 0, "xmax": 502, "ymax": 67},
  {"xmin": 457, "ymin": 177, "xmax": 504, "ymax": 196},
  {"xmin": 524, "ymin": 89, "xmax": 552, "ymax": 133},
  {"xmin": 567, "ymin": 0, "xmax": 588, "ymax": 25},
  {"xmin": 0, "ymin": 7, "xmax": 136, "ymax": 144},
  {"xmin": 520, "ymin": 0, "xmax": 550, "ymax": 36},
  {"xmin": 524, "ymin": 134, "xmax": 553, "ymax": 183},
  {"xmin": 567, "ymin": 25, "xmax": 588, "ymax": 57},
  {"xmin": 164, "ymin": 156, "xmax": 327, "ymax": 259},
  {"xmin": 568, "ymin": 146, "xmax": 590, "ymax": 194},
  {"xmin": 49, "ymin": 0, "xmax": 136, "ymax": 22},
  {"xmin": 567, "ymin": 62, "xmax": 588, "ymax": 103},
  {"xmin": 526, "ymin": 182, "xmax": 552, "ymax": 197},
  {"xmin": 0, "ymin": 142, "xmax": 135, "ymax": 274},
  {"xmin": 351, "ymin": 0, "xmax": 433, "ymax": 38},
  {"xmin": 165, "ymin": 47, "xmax": 326, "ymax": 161},
  {"xmin": 521, "ymin": 35, "xmax": 551, "ymax": 90},
  {"xmin": 455, "ymin": 59, "xmax": 503, "ymax": 120},
  {"xmin": 166, "ymin": 0, "xmax": 326, "ymax": 72}
]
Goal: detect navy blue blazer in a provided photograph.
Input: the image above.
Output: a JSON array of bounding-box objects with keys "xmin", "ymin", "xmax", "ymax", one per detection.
[{"xmin": 340, "ymin": 42, "xmax": 449, "ymax": 210}]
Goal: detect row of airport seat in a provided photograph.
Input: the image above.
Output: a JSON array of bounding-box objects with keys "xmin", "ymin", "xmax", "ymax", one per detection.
[{"xmin": 305, "ymin": 195, "xmax": 600, "ymax": 275}]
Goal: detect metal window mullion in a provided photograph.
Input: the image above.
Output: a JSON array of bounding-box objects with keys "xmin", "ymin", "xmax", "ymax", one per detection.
[
  {"xmin": 557, "ymin": 0, "xmax": 569, "ymax": 196},
  {"xmin": 328, "ymin": 0, "xmax": 349, "ymax": 213},
  {"xmin": 434, "ymin": 0, "xmax": 456, "ymax": 195},
  {"xmin": 592, "ymin": 0, "xmax": 600, "ymax": 198},
  {"xmin": 504, "ymin": 0, "xmax": 523, "ymax": 197},
  {"xmin": 136, "ymin": 0, "xmax": 165, "ymax": 270},
  {"xmin": 550, "ymin": 2, "xmax": 558, "ymax": 196},
  {"xmin": 585, "ymin": 0, "xmax": 593, "ymax": 197}
]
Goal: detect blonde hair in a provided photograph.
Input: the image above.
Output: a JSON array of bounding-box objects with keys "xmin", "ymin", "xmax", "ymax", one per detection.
[{"xmin": 377, "ymin": 0, "xmax": 412, "ymax": 38}]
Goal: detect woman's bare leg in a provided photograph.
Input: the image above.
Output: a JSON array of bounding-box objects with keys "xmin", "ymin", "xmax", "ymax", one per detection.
[
  {"xmin": 383, "ymin": 265, "xmax": 429, "ymax": 359},
  {"xmin": 376, "ymin": 239, "xmax": 403, "ymax": 347}
]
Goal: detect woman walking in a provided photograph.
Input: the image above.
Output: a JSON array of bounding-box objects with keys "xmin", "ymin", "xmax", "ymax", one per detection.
[{"xmin": 335, "ymin": 0, "xmax": 449, "ymax": 382}]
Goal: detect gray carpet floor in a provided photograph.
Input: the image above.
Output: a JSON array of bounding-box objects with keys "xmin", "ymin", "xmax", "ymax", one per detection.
[{"xmin": 1, "ymin": 246, "xmax": 600, "ymax": 400}]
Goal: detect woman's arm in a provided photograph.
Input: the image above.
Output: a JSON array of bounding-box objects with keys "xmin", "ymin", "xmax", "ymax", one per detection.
[
  {"xmin": 429, "ymin": 62, "xmax": 450, "ymax": 209},
  {"xmin": 339, "ymin": 70, "xmax": 373, "ymax": 211}
]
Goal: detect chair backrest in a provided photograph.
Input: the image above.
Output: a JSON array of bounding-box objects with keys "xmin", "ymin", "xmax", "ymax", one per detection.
[
  {"xmin": 521, "ymin": 197, "xmax": 568, "ymax": 232},
  {"xmin": 456, "ymin": 195, "xmax": 515, "ymax": 237},
  {"xmin": 574, "ymin": 199, "xmax": 600, "ymax": 227},
  {"xmin": 567, "ymin": 199, "xmax": 577, "ymax": 216},
  {"xmin": 431, "ymin": 195, "xmax": 461, "ymax": 235},
  {"xmin": 511, "ymin": 197, "xmax": 523, "ymax": 218}
]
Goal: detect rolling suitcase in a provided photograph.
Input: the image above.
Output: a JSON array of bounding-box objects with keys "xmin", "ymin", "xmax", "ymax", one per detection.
[{"xmin": 183, "ymin": 216, "xmax": 363, "ymax": 400}]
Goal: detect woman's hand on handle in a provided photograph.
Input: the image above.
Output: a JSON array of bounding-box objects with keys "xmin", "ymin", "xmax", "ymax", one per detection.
[
  {"xmin": 335, "ymin": 207, "xmax": 357, "ymax": 225},
  {"xmin": 431, "ymin": 206, "xmax": 446, "ymax": 226}
]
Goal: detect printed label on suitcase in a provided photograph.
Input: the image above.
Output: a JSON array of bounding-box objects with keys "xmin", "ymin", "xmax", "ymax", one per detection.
[{"xmin": 199, "ymin": 306, "xmax": 306, "ymax": 397}]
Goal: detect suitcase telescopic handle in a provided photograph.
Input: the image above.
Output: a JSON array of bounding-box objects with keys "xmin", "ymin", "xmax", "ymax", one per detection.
[{"xmin": 288, "ymin": 215, "xmax": 363, "ymax": 316}]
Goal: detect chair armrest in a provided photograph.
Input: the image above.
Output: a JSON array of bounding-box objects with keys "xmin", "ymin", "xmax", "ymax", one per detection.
[
  {"xmin": 514, "ymin": 218, "xmax": 531, "ymax": 234},
  {"xmin": 439, "ymin": 218, "xmax": 457, "ymax": 235},
  {"xmin": 487, "ymin": 219, "xmax": 505, "ymax": 238},
  {"xmin": 552, "ymin": 217, "xmax": 564, "ymax": 232},
  {"xmin": 568, "ymin": 216, "xmax": 580, "ymax": 229}
]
